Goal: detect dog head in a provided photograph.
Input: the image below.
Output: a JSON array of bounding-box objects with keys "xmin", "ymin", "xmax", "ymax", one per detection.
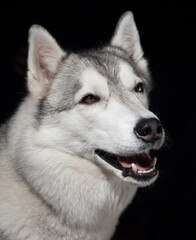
[{"xmin": 27, "ymin": 12, "xmax": 165, "ymax": 187}]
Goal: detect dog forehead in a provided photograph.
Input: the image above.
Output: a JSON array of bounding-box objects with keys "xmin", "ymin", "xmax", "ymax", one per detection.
[
  {"xmin": 75, "ymin": 54, "xmax": 138, "ymax": 101},
  {"xmin": 80, "ymin": 67, "xmax": 109, "ymax": 94},
  {"xmin": 118, "ymin": 61, "xmax": 139, "ymax": 89}
]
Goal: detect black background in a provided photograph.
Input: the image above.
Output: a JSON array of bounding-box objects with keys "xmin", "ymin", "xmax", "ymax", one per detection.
[{"xmin": 0, "ymin": 1, "xmax": 195, "ymax": 239}]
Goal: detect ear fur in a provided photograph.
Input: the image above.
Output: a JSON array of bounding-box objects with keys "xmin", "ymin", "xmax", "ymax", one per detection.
[
  {"xmin": 111, "ymin": 12, "xmax": 148, "ymax": 73},
  {"xmin": 27, "ymin": 25, "xmax": 65, "ymax": 99}
]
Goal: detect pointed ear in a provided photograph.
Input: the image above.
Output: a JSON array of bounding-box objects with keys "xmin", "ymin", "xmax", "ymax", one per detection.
[
  {"xmin": 27, "ymin": 25, "xmax": 65, "ymax": 99},
  {"xmin": 111, "ymin": 12, "xmax": 148, "ymax": 73}
]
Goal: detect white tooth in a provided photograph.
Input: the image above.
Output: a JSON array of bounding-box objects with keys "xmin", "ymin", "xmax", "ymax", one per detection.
[
  {"xmin": 132, "ymin": 163, "xmax": 137, "ymax": 173},
  {"xmin": 138, "ymin": 167, "xmax": 155, "ymax": 174},
  {"xmin": 152, "ymin": 157, "xmax": 157, "ymax": 166}
]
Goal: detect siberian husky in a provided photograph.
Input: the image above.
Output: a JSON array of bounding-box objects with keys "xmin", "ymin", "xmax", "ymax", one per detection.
[{"xmin": 0, "ymin": 12, "xmax": 164, "ymax": 240}]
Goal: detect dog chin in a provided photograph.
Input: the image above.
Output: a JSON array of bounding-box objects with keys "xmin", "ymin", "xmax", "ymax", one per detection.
[{"xmin": 95, "ymin": 149, "xmax": 159, "ymax": 187}]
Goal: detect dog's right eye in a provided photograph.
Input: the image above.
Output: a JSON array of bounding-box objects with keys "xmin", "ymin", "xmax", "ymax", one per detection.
[
  {"xmin": 134, "ymin": 82, "xmax": 144, "ymax": 93},
  {"xmin": 80, "ymin": 94, "xmax": 100, "ymax": 104}
]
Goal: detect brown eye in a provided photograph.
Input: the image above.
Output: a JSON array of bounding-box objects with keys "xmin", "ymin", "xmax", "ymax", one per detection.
[
  {"xmin": 134, "ymin": 83, "xmax": 144, "ymax": 93},
  {"xmin": 80, "ymin": 94, "xmax": 100, "ymax": 104}
]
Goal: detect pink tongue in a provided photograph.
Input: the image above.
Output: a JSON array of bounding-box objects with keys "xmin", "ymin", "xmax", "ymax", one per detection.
[
  {"xmin": 120, "ymin": 161, "xmax": 132, "ymax": 168},
  {"xmin": 118, "ymin": 156, "xmax": 133, "ymax": 169},
  {"xmin": 118, "ymin": 154, "xmax": 152, "ymax": 170}
]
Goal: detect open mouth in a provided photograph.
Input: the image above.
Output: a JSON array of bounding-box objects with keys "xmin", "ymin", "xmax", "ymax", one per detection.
[{"xmin": 95, "ymin": 149, "xmax": 158, "ymax": 182}]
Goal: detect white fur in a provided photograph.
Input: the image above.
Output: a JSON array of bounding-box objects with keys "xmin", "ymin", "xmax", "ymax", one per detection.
[
  {"xmin": 111, "ymin": 12, "xmax": 143, "ymax": 61},
  {"xmin": 0, "ymin": 102, "xmax": 137, "ymax": 239},
  {"xmin": 75, "ymin": 68, "xmax": 110, "ymax": 103},
  {"xmin": 111, "ymin": 12, "xmax": 148, "ymax": 75},
  {"xmin": 27, "ymin": 25, "xmax": 65, "ymax": 99},
  {"xmin": 0, "ymin": 12, "xmax": 164, "ymax": 240},
  {"xmin": 118, "ymin": 61, "xmax": 150, "ymax": 108}
]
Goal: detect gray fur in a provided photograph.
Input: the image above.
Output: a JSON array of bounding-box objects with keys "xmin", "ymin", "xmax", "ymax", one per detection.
[
  {"xmin": 0, "ymin": 12, "xmax": 164, "ymax": 240},
  {"xmin": 38, "ymin": 46, "xmax": 151, "ymax": 121}
]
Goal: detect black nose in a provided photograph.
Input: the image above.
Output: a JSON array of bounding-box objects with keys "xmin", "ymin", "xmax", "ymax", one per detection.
[{"xmin": 134, "ymin": 118, "xmax": 163, "ymax": 143}]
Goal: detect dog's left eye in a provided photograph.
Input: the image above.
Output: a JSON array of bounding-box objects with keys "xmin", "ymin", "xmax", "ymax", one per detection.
[
  {"xmin": 80, "ymin": 94, "xmax": 100, "ymax": 104},
  {"xmin": 134, "ymin": 83, "xmax": 144, "ymax": 93}
]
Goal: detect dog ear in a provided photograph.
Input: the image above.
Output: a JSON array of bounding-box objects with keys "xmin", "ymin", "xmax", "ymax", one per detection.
[
  {"xmin": 27, "ymin": 25, "xmax": 65, "ymax": 99},
  {"xmin": 111, "ymin": 12, "xmax": 148, "ymax": 73}
]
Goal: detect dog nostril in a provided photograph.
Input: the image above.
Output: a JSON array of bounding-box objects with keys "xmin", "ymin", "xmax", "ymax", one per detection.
[
  {"xmin": 138, "ymin": 125, "xmax": 151, "ymax": 137},
  {"xmin": 134, "ymin": 118, "xmax": 163, "ymax": 143}
]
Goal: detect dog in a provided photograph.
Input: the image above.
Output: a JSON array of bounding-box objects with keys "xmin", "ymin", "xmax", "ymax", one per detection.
[{"xmin": 0, "ymin": 11, "xmax": 164, "ymax": 240}]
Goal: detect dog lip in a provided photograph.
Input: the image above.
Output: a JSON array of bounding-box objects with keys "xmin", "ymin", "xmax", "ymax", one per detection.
[
  {"xmin": 95, "ymin": 149, "xmax": 158, "ymax": 181},
  {"xmin": 122, "ymin": 166, "xmax": 158, "ymax": 179},
  {"xmin": 95, "ymin": 149, "xmax": 123, "ymax": 171}
]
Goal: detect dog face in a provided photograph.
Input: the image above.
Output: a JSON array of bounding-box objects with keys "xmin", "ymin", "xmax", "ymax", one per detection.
[{"xmin": 28, "ymin": 12, "xmax": 164, "ymax": 187}]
